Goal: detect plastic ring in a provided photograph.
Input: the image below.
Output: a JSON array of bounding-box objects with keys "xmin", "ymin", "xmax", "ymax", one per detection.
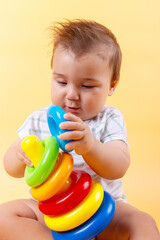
[
  {"xmin": 51, "ymin": 191, "xmax": 115, "ymax": 240},
  {"xmin": 38, "ymin": 170, "xmax": 92, "ymax": 215},
  {"xmin": 44, "ymin": 181, "xmax": 104, "ymax": 231},
  {"xmin": 47, "ymin": 105, "xmax": 73, "ymax": 152},
  {"xmin": 24, "ymin": 136, "xmax": 59, "ymax": 187},
  {"xmin": 55, "ymin": 177, "xmax": 72, "ymax": 195},
  {"xmin": 31, "ymin": 152, "xmax": 73, "ymax": 201}
]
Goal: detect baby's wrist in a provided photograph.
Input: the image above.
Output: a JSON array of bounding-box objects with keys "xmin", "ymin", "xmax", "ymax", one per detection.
[{"xmin": 82, "ymin": 136, "xmax": 96, "ymax": 157}]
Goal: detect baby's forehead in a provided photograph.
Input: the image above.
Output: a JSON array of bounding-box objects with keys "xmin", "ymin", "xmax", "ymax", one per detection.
[
  {"xmin": 75, "ymin": 44, "xmax": 111, "ymax": 61},
  {"xmin": 74, "ymin": 47, "xmax": 112, "ymax": 65},
  {"xmin": 52, "ymin": 44, "xmax": 112, "ymax": 72}
]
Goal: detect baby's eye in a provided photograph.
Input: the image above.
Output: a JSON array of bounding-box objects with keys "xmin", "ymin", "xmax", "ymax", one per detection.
[
  {"xmin": 57, "ymin": 80, "xmax": 67, "ymax": 85},
  {"xmin": 82, "ymin": 85, "xmax": 94, "ymax": 88}
]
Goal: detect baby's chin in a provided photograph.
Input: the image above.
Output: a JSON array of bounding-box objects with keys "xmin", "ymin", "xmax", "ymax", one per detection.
[
  {"xmin": 80, "ymin": 113, "xmax": 97, "ymax": 121},
  {"xmin": 66, "ymin": 111, "xmax": 86, "ymax": 121}
]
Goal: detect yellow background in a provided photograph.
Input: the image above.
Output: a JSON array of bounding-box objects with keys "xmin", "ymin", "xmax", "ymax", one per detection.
[{"xmin": 0, "ymin": 0, "xmax": 160, "ymax": 230}]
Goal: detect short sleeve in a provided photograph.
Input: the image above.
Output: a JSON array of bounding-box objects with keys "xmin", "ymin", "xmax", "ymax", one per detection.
[
  {"xmin": 100, "ymin": 107, "xmax": 129, "ymax": 148},
  {"xmin": 17, "ymin": 114, "xmax": 33, "ymax": 139},
  {"xmin": 17, "ymin": 106, "xmax": 51, "ymax": 140}
]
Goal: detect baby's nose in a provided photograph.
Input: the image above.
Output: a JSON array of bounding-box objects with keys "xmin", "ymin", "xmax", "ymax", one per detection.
[{"xmin": 66, "ymin": 87, "xmax": 79, "ymax": 100}]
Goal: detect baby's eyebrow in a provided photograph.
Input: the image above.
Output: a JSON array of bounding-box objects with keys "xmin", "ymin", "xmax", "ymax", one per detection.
[
  {"xmin": 52, "ymin": 72, "xmax": 65, "ymax": 77},
  {"xmin": 82, "ymin": 77, "xmax": 100, "ymax": 82},
  {"xmin": 52, "ymin": 72, "xmax": 100, "ymax": 83}
]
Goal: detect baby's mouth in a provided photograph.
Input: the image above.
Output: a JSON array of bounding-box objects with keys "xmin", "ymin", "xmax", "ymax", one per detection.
[{"xmin": 65, "ymin": 106, "xmax": 80, "ymax": 113}]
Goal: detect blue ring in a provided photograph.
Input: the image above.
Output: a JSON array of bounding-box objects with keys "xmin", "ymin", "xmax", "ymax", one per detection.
[
  {"xmin": 47, "ymin": 105, "xmax": 73, "ymax": 152},
  {"xmin": 51, "ymin": 191, "xmax": 115, "ymax": 240}
]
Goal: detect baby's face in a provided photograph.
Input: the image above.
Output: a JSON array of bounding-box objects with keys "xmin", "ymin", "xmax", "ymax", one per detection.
[{"xmin": 51, "ymin": 45, "xmax": 114, "ymax": 120}]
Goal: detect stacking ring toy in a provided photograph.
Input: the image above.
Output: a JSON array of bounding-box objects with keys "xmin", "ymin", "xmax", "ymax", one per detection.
[
  {"xmin": 22, "ymin": 136, "xmax": 59, "ymax": 187},
  {"xmin": 51, "ymin": 191, "xmax": 115, "ymax": 240},
  {"xmin": 47, "ymin": 105, "xmax": 73, "ymax": 152},
  {"xmin": 38, "ymin": 170, "xmax": 92, "ymax": 215},
  {"xmin": 31, "ymin": 152, "xmax": 73, "ymax": 201},
  {"xmin": 22, "ymin": 105, "xmax": 116, "ymax": 240},
  {"xmin": 44, "ymin": 181, "xmax": 104, "ymax": 231}
]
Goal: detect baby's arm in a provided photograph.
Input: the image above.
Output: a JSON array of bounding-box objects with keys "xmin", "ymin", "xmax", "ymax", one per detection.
[
  {"xmin": 83, "ymin": 139, "xmax": 130, "ymax": 179},
  {"xmin": 59, "ymin": 113, "xmax": 130, "ymax": 180},
  {"xmin": 3, "ymin": 138, "xmax": 32, "ymax": 178}
]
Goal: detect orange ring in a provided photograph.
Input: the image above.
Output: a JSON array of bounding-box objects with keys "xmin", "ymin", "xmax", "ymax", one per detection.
[
  {"xmin": 55, "ymin": 177, "xmax": 72, "ymax": 195},
  {"xmin": 31, "ymin": 152, "xmax": 73, "ymax": 201}
]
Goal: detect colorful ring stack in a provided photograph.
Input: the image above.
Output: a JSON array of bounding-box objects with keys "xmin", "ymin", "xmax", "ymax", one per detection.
[{"xmin": 21, "ymin": 105, "xmax": 115, "ymax": 240}]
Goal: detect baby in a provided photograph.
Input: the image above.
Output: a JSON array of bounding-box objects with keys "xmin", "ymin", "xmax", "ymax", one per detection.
[{"xmin": 1, "ymin": 19, "xmax": 160, "ymax": 240}]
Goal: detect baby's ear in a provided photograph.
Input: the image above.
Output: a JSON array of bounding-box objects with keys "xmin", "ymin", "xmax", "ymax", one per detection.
[
  {"xmin": 108, "ymin": 78, "xmax": 119, "ymax": 96},
  {"xmin": 108, "ymin": 87, "xmax": 115, "ymax": 96}
]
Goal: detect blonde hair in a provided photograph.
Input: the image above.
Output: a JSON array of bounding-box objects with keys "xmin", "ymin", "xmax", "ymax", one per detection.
[{"xmin": 49, "ymin": 19, "xmax": 122, "ymax": 87}]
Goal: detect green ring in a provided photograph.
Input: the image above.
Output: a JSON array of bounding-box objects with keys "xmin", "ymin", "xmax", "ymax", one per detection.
[{"xmin": 24, "ymin": 136, "xmax": 59, "ymax": 187}]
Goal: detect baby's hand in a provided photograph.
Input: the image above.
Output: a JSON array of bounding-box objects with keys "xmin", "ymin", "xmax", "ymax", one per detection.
[
  {"xmin": 16, "ymin": 138, "xmax": 33, "ymax": 167},
  {"xmin": 59, "ymin": 113, "xmax": 94, "ymax": 155}
]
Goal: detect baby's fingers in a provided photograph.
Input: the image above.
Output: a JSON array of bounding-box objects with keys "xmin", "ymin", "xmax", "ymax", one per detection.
[
  {"xmin": 59, "ymin": 130, "xmax": 83, "ymax": 141},
  {"xmin": 17, "ymin": 152, "xmax": 33, "ymax": 167},
  {"xmin": 24, "ymin": 158, "xmax": 33, "ymax": 167},
  {"xmin": 63, "ymin": 113, "xmax": 82, "ymax": 122},
  {"xmin": 59, "ymin": 121, "xmax": 84, "ymax": 131},
  {"xmin": 65, "ymin": 141, "xmax": 79, "ymax": 151}
]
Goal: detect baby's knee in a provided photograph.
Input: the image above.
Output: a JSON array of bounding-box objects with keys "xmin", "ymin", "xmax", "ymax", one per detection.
[
  {"xmin": 0, "ymin": 202, "xmax": 13, "ymax": 234},
  {"xmin": 115, "ymin": 209, "xmax": 159, "ymax": 239},
  {"xmin": 0, "ymin": 202, "xmax": 10, "ymax": 219},
  {"xmin": 127, "ymin": 210, "xmax": 160, "ymax": 238},
  {"xmin": 132, "ymin": 210, "xmax": 157, "ymax": 228},
  {"xmin": 0, "ymin": 200, "xmax": 28, "ymax": 226},
  {"xmin": 139, "ymin": 211, "xmax": 159, "ymax": 233}
]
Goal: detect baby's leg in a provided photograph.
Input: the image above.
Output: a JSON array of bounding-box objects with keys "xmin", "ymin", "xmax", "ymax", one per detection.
[
  {"xmin": 0, "ymin": 199, "xmax": 53, "ymax": 240},
  {"xmin": 97, "ymin": 201, "xmax": 160, "ymax": 240}
]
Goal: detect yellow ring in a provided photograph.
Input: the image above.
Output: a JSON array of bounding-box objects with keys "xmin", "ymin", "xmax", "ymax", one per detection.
[
  {"xmin": 31, "ymin": 152, "xmax": 73, "ymax": 201},
  {"xmin": 44, "ymin": 181, "xmax": 104, "ymax": 231}
]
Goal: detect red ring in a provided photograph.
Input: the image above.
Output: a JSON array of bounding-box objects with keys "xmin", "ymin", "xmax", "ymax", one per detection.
[{"xmin": 38, "ymin": 170, "xmax": 92, "ymax": 216}]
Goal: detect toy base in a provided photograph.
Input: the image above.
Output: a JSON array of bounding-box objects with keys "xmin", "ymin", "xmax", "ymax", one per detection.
[{"xmin": 51, "ymin": 191, "xmax": 115, "ymax": 240}]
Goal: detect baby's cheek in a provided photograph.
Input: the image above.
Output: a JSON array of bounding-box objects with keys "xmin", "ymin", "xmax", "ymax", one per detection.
[{"xmin": 83, "ymin": 101, "xmax": 100, "ymax": 118}]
